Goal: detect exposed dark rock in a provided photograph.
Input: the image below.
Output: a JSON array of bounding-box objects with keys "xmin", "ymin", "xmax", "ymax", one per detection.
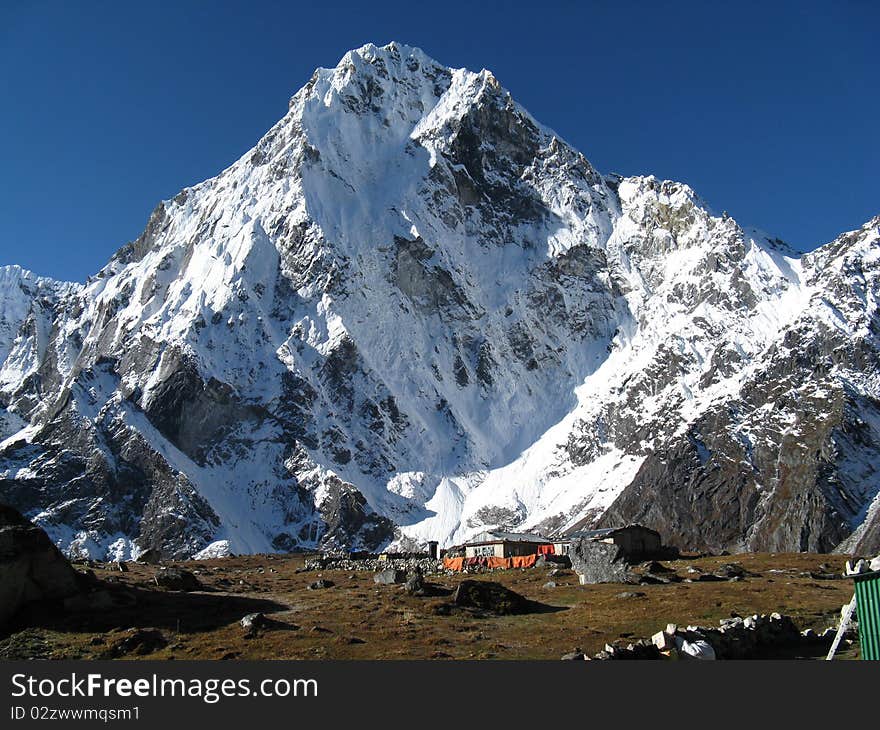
[
  {"xmin": 154, "ymin": 567, "xmax": 202, "ymax": 592},
  {"xmin": 136, "ymin": 549, "xmax": 162, "ymax": 565},
  {"xmin": 643, "ymin": 560, "xmax": 675, "ymax": 574},
  {"xmin": 0, "ymin": 505, "xmax": 81, "ymax": 627},
  {"xmin": 101, "ymin": 628, "xmax": 168, "ymax": 658},
  {"xmin": 240, "ymin": 612, "xmax": 266, "ymax": 634},
  {"xmin": 403, "ymin": 568, "xmax": 425, "ymax": 595},
  {"xmin": 451, "ymin": 580, "xmax": 529, "ymax": 615},
  {"xmin": 639, "ymin": 571, "xmax": 681, "ymax": 585}
]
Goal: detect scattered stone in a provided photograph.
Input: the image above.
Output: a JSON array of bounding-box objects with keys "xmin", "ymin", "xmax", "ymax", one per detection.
[
  {"xmin": 652, "ymin": 630, "xmax": 674, "ymax": 651},
  {"xmin": 561, "ymin": 648, "xmax": 586, "ymax": 660},
  {"xmin": 543, "ymin": 581, "xmax": 557, "ymax": 589},
  {"xmin": 307, "ymin": 579, "xmax": 334, "ymax": 590},
  {"xmin": 640, "ymin": 572, "xmax": 681, "ymax": 584},
  {"xmin": 616, "ymin": 591, "xmax": 646, "ymax": 599},
  {"xmin": 714, "ymin": 563, "xmax": 752, "ymax": 580},
  {"xmin": 643, "ymin": 560, "xmax": 676, "ymax": 574},
  {"xmin": 0, "ymin": 628, "xmax": 52, "ymax": 660},
  {"xmin": 674, "ymin": 636, "xmax": 716, "ymax": 660},
  {"xmin": 591, "ymin": 610, "xmax": 823, "ymax": 660},
  {"xmin": 240, "ymin": 613, "xmax": 266, "ymax": 634},
  {"xmin": 101, "ymin": 629, "xmax": 167, "ymax": 658},
  {"xmin": 809, "ymin": 571, "xmax": 843, "ymax": 581}
]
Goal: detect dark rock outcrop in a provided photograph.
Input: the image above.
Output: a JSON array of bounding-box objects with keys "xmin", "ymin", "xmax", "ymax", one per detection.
[
  {"xmin": 154, "ymin": 567, "xmax": 202, "ymax": 592},
  {"xmin": 451, "ymin": 579, "xmax": 529, "ymax": 614},
  {"xmin": 0, "ymin": 505, "xmax": 81, "ymax": 627}
]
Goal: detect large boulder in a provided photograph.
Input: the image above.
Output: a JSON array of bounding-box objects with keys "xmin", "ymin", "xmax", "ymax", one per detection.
[
  {"xmin": 569, "ymin": 539, "xmax": 633, "ymax": 584},
  {"xmin": 403, "ymin": 567, "xmax": 425, "ymax": 595},
  {"xmin": 0, "ymin": 505, "xmax": 81, "ymax": 627},
  {"xmin": 451, "ymin": 580, "xmax": 530, "ymax": 615},
  {"xmin": 135, "ymin": 549, "xmax": 162, "ymax": 565},
  {"xmin": 373, "ymin": 568, "xmax": 407, "ymax": 585},
  {"xmin": 154, "ymin": 567, "xmax": 202, "ymax": 591}
]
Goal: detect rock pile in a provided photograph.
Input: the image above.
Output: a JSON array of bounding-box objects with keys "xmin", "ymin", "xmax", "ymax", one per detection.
[
  {"xmin": 575, "ymin": 612, "xmax": 843, "ymax": 660},
  {"xmin": 306, "ymin": 556, "xmax": 442, "ymax": 574}
]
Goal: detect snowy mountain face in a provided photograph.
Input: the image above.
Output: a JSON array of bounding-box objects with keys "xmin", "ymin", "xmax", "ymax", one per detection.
[{"xmin": 1, "ymin": 42, "xmax": 878, "ymax": 560}]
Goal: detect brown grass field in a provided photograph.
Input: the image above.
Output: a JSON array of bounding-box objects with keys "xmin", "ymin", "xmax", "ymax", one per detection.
[{"xmin": 0, "ymin": 552, "xmax": 861, "ymax": 660}]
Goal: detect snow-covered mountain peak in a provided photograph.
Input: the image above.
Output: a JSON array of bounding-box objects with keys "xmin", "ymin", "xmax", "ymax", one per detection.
[{"xmin": 1, "ymin": 44, "xmax": 878, "ymax": 560}]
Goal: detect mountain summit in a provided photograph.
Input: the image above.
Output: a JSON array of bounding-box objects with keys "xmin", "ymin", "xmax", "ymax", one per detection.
[{"xmin": 2, "ymin": 42, "xmax": 878, "ymax": 559}]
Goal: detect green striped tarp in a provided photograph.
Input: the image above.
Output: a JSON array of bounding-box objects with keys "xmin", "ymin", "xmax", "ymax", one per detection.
[{"xmin": 853, "ymin": 570, "xmax": 880, "ymax": 661}]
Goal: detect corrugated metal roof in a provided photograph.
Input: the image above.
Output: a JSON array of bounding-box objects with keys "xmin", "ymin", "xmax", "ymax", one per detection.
[
  {"xmin": 555, "ymin": 526, "xmax": 626, "ymax": 541},
  {"xmin": 571, "ymin": 528, "xmax": 620, "ymax": 539},
  {"xmin": 466, "ymin": 530, "xmax": 551, "ymax": 545},
  {"xmin": 557, "ymin": 523, "xmax": 661, "ymax": 540}
]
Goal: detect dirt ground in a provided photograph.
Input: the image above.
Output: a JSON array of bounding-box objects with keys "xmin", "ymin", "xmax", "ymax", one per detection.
[{"xmin": 0, "ymin": 552, "xmax": 862, "ymax": 660}]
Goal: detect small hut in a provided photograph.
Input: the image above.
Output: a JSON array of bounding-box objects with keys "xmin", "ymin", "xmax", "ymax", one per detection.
[
  {"xmin": 559, "ymin": 524, "xmax": 662, "ymax": 561},
  {"xmin": 463, "ymin": 531, "xmax": 552, "ymax": 559}
]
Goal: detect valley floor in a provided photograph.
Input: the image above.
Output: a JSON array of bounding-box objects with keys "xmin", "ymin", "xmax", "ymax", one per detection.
[{"xmin": 0, "ymin": 553, "xmax": 862, "ymax": 660}]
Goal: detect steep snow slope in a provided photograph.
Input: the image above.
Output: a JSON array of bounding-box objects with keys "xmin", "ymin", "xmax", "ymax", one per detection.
[{"xmin": 1, "ymin": 42, "xmax": 878, "ymax": 558}]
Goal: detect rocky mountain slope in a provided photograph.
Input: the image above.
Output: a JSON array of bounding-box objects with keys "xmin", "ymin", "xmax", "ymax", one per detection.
[{"xmin": 1, "ymin": 42, "xmax": 878, "ymax": 559}]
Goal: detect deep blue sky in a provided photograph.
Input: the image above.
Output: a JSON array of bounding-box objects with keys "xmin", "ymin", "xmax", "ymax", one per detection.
[{"xmin": 1, "ymin": 0, "xmax": 877, "ymax": 282}]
